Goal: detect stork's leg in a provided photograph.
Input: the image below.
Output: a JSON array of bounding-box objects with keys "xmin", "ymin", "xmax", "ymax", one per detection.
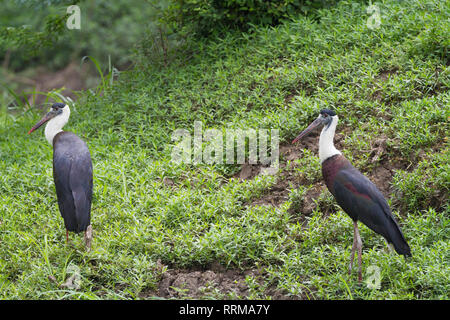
[
  {"xmin": 66, "ymin": 230, "xmax": 69, "ymax": 243},
  {"xmin": 354, "ymin": 221, "xmax": 363, "ymax": 282},
  {"xmin": 349, "ymin": 221, "xmax": 363, "ymax": 282},
  {"xmin": 84, "ymin": 225, "xmax": 92, "ymax": 250},
  {"xmin": 349, "ymin": 223, "xmax": 358, "ymax": 275}
]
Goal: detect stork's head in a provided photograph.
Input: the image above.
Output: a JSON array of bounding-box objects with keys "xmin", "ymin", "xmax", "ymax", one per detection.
[
  {"xmin": 28, "ymin": 103, "xmax": 69, "ymax": 135},
  {"xmin": 292, "ymin": 109, "xmax": 337, "ymax": 143}
]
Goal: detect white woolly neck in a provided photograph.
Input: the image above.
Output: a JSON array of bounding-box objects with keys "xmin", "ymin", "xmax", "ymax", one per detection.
[
  {"xmin": 319, "ymin": 115, "xmax": 341, "ymax": 163},
  {"xmin": 45, "ymin": 105, "xmax": 70, "ymax": 145}
]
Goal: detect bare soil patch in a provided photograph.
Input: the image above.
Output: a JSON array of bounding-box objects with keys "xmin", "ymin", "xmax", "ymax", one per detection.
[
  {"xmin": 376, "ymin": 67, "xmax": 399, "ymax": 82},
  {"xmin": 30, "ymin": 62, "xmax": 88, "ymax": 106},
  {"xmin": 143, "ymin": 262, "xmax": 291, "ymax": 299}
]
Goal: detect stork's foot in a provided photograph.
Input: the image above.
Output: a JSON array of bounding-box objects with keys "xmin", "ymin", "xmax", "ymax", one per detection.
[
  {"xmin": 84, "ymin": 225, "xmax": 92, "ymax": 250},
  {"xmin": 349, "ymin": 252, "xmax": 363, "ymax": 282},
  {"xmin": 348, "ymin": 260, "xmax": 363, "ymax": 282},
  {"xmin": 356, "ymin": 239, "xmax": 362, "ymax": 282}
]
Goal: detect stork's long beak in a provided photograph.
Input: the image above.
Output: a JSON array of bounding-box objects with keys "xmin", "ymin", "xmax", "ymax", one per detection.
[
  {"xmin": 292, "ymin": 117, "xmax": 323, "ymax": 144},
  {"xmin": 28, "ymin": 111, "xmax": 57, "ymax": 134}
]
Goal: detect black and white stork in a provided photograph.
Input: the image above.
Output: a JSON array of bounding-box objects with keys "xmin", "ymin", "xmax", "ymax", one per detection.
[
  {"xmin": 28, "ymin": 103, "xmax": 93, "ymax": 249},
  {"xmin": 292, "ymin": 109, "xmax": 411, "ymax": 281}
]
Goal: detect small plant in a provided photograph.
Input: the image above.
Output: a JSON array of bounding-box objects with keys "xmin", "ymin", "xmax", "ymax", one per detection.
[
  {"xmin": 292, "ymin": 150, "xmax": 322, "ymax": 184},
  {"xmin": 287, "ymin": 185, "xmax": 307, "ymax": 214}
]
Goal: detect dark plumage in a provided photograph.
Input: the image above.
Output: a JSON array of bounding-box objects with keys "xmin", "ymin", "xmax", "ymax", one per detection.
[
  {"xmin": 320, "ymin": 109, "xmax": 336, "ymax": 117},
  {"xmin": 53, "ymin": 131, "xmax": 93, "ymax": 233},
  {"xmin": 322, "ymin": 154, "xmax": 411, "ymax": 256}
]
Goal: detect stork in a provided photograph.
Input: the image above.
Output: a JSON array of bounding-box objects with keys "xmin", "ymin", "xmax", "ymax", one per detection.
[
  {"xmin": 28, "ymin": 103, "xmax": 93, "ymax": 249},
  {"xmin": 292, "ymin": 109, "xmax": 411, "ymax": 281}
]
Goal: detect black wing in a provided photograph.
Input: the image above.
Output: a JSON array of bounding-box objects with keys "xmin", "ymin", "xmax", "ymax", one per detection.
[
  {"xmin": 69, "ymin": 148, "xmax": 92, "ymax": 231},
  {"xmin": 333, "ymin": 166, "xmax": 411, "ymax": 256},
  {"xmin": 53, "ymin": 132, "xmax": 93, "ymax": 233}
]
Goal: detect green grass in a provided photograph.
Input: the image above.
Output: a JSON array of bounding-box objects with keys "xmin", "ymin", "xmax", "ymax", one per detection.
[{"xmin": 0, "ymin": 0, "xmax": 449, "ymax": 299}]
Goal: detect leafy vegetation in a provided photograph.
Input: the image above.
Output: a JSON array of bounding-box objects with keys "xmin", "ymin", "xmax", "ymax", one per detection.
[
  {"xmin": 0, "ymin": 0, "xmax": 161, "ymax": 71},
  {"xmin": 160, "ymin": 0, "xmax": 345, "ymax": 35},
  {"xmin": 0, "ymin": 0, "xmax": 449, "ymax": 299}
]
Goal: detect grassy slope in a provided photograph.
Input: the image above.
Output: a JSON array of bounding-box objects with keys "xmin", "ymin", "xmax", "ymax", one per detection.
[{"xmin": 0, "ymin": 0, "xmax": 449, "ymax": 299}]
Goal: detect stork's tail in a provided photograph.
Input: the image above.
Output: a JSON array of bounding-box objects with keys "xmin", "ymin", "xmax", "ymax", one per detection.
[
  {"xmin": 387, "ymin": 219, "xmax": 411, "ymax": 257},
  {"xmin": 392, "ymin": 238, "xmax": 411, "ymax": 257}
]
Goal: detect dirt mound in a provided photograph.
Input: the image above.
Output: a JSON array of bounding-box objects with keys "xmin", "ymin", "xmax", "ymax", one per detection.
[
  {"xmin": 235, "ymin": 163, "xmax": 261, "ymax": 180},
  {"xmin": 156, "ymin": 268, "xmax": 250, "ymax": 298},
  {"xmin": 376, "ymin": 66, "xmax": 399, "ymax": 82},
  {"xmin": 143, "ymin": 263, "xmax": 290, "ymax": 299}
]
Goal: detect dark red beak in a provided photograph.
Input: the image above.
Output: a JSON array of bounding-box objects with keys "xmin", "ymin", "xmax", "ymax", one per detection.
[
  {"xmin": 292, "ymin": 117, "xmax": 323, "ymax": 144},
  {"xmin": 28, "ymin": 111, "xmax": 55, "ymax": 134}
]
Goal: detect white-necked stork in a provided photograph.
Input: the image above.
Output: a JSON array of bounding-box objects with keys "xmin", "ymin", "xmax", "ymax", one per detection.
[
  {"xmin": 292, "ymin": 109, "xmax": 411, "ymax": 281},
  {"xmin": 28, "ymin": 103, "xmax": 93, "ymax": 249}
]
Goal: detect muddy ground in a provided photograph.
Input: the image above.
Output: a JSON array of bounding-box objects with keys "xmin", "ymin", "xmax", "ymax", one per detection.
[{"xmin": 142, "ymin": 261, "xmax": 291, "ymax": 299}]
